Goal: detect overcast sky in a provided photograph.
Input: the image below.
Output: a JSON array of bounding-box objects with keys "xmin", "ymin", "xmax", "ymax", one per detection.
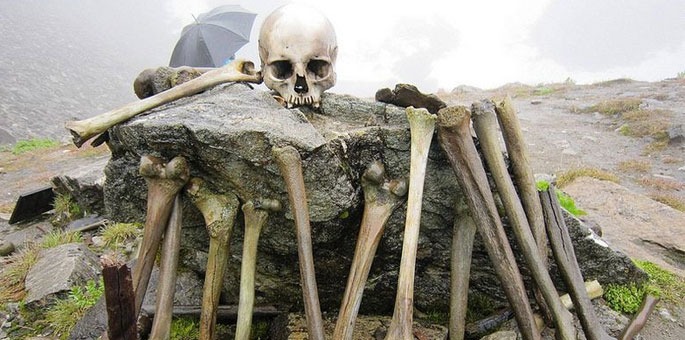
[{"xmin": 162, "ymin": 0, "xmax": 685, "ymax": 97}]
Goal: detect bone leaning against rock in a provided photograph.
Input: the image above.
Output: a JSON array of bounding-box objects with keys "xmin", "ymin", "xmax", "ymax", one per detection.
[{"xmin": 103, "ymin": 84, "xmax": 646, "ymax": 314}]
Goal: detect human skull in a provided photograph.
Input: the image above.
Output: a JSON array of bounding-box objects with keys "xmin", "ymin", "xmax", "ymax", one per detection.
[{"xmin": 259, "ymin": 4, "xmax": 337, "ymax": 108}]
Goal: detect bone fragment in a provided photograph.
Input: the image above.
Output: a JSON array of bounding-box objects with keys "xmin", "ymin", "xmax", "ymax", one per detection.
[
  {"xmin": 385, "ymin": 107, "xmax": 436, "ymax": 340},
  {"xmin": 235, "ymin": 199, "xmax": 281, "ymax": 340},
  {"xmin": 132, "ymin": 156, "xmax": 189, "ymax": 318},
  {"xmin": 436, "ymin": 106, "xmax": 540, "ymax": 340},
  {"xmin": 186, "ymin": 178, "xmax": 240, "ymax": 340},
  {"xmin": 449, "ymin": 197, "xmax": 478, "ymax": 340},
  {"xmin": 65, "ymin": 59, "xmax": 262, "ymax": 147},
  {"xmin": 149, "ymin": 195, "xmax": 183, "ymax": 340},
  {"xmin": 539, "ymin": 185, "xmax": 614, "ymax": 340},
  {"xmin": 619, "ymin": 295, "xmax": 659, "ymax": 340},
  {"xmin": 471, "ymin": 100, "xmax": 576, "ymax": 340},
  {"xmin": 559, "ymin": 280, "xmax": 604, "ymax": 310},
  {"xmin": 375, "ymin": 83, "xmax": 447, "ymax": 114},
  {"xmin": 334, "ymin": 161, "xmax": 408, "ymax": 340},
  {"xmin": 273, "ymin": 146, "xmax": 325, "ymax": 340}
]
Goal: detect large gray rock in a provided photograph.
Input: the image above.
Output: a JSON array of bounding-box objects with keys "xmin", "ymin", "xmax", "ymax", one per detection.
[
  {"xmin": 103, "ymin": 84, "xmax": 645, "ymax": 313},
  {"xmin": 24, "ymin": 243, "xmax": 101, "ymax": 304}
]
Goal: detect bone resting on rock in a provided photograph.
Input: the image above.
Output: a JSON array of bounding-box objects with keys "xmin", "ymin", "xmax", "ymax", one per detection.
[
  {"xmin": 65, "ymin": 59, "xmax": 262, "ymax": 147},
  {"xmin": 273, "ymin": 146, "xmax": 325, "ymax": 340},
  {"xmin": 235, "ymin": 199, "xmax": 281, "ymax": 340},
  {"xmin": 385, "ymin": 107, "xmax": 436, "ymax": 340},
  {"xmin": 132, "ymin": 155, "xmax": 189, "ymax": 320},
  {"xmin": 540, "ymin": 184, "xmax": 615, "ymax": 340},
  {"xmin": 333, "ymin": 161, "xmax": 408, "ymax": 340},
  {"xmin": 436, "ymin": 106, "xmax": 541, "ymax": 340},
  {"xmin": 149, "ymin": 195, "xmax": 183, "ymax": 340},
  {"xmin": 471, "ymin": 100, "xmax": 576, "ymax": 339},
  {"xmin": 185, "ymin": 178, "xmax": 240, "ymax": 340}
]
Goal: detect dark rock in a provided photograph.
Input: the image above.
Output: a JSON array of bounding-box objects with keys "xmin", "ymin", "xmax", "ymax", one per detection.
[
  {"xmin": 375, "ymin": 83, "xmax": 447, "ymax": 114},
  {"xmin": 68, "ymin": 297, "xmax": 107, "ymax": 340},
  {"xmin": 24, "ymin": 243, "xmax": 101, "ymax": 304},
  {"xmin": 102, "ymin": 84, "xmax": 645, "ymax": 315},
  {"xmin": 51, "ymin": 154, "xmax": 108, "ymax": 215},
  {"xmin": 668, "ymin": 124, "xmax": 684, "ymax": 144}
]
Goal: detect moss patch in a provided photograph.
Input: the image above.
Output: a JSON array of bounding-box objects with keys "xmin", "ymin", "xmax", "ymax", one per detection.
[{"xmin": 10, "ymin": 138, "xmax": 60, "ymax": 155}]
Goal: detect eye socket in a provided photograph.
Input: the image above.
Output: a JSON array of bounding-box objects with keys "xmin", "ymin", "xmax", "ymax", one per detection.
[
  {"xmin": 307, "ymin": 59, "xmax": 331, "ymax": 79},
  {"xmin": 270, "ymin": 60, "xmax": 293, "ymax": 79}
]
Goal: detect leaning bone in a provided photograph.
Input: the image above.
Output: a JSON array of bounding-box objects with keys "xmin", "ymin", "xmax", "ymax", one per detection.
[
  {"xmin": 618, "ymin": 295, "xmax": 659, "ymax": 340},
  {"xmin": 449, "ymin": 196, "xmax": 478, "ymax": 340},
  {"xmin": 65, "ymin": 59, "xmax": 262, "ymax": 147},
  {"xmin": 471, "ymin": 100, "xmax": 576, "ymax": 340},
  {"xmin": 436, "ymin": 106, "xmax": 541, "ymax": 340},
  {"xmin": 385, "ymin": 107, "xmax": 436, "ymax": 340},
  {"xmin": 273, "ymin": 146, "xmax": 325, "ymax": 340},
  {"xmin": 149, "ymin": 195, "xmax": 183, "ymax": 340},
  {"xmin": 235, "ymin": 199, "xmax": 281, "ymax": 340},
  {"xmin": 334, "ymin": 161, "xmax": 408, "ymax": 340},
  {"xmin": 186, "ymin": 178, "xmax": 240, "ymax": 340},
  {"xmin": 540, "ymin": 184, "xmax": 614, "ymax": 340},
  {"xmin": 132, "ymin": 155, "xmax": 189, "ymax": 318}
]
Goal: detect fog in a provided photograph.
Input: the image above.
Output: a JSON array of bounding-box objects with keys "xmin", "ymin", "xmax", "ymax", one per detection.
[{"xmin": 1, "ymin": 0, "xmax": 683, "ymax": 142}]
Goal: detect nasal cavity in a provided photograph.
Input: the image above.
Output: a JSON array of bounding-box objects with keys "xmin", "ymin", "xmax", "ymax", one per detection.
[{"xmin": 294, "ymin": 75, "xmax": 308, "ymax": 94}]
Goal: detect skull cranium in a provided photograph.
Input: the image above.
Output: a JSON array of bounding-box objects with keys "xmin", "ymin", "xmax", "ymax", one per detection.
[{"xmin": 259, "ymin": 4, "xmax": 338, "ymax": 108}]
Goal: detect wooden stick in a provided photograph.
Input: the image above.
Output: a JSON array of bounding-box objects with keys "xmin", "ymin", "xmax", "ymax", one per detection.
[
  {"xmin": 436, "ymin": 105, "xmax": 540, "ymax": 340},
  {"xmin": 540, "ymin": 184, "xmax": 614, "ymax": 340},
  {"xmin": 102, "ymin": 256, "xmax": 138, "ymax": 340},
  {"xmin": 471, "ymin": 100, "xmax": 575, "ymax": 339},
  {"xmin": 65, "ymin": 60, "xmax": 262, "ymax": 147},
  {"xmin": 449, "ymin": 197, "xmax": 477, "ymax": 340},
  {"xmin": 149, "ymin": 195, "xmax": 183, "ymax": 339}
]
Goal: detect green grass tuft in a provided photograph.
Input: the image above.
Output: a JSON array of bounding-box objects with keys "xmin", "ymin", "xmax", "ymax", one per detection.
[
  {"xmin": 584, "ymin": 98, "xmax": 642, "ymax": 115},
  {"xmin": 556, "ymin": 167, "xmax": 620, "ymax": 188},
  {"xmin": 100, "ymin": 222, "xmax": 143, "ymax": 248},
  {"xmin": 11, "ymin": 138, "xmax": 60, "ymax": 155}
]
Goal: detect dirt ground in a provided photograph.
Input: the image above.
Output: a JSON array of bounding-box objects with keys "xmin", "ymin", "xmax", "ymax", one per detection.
[{"xmin": 1, "ymin": 78, "xmax": 684, "ymax": 338}]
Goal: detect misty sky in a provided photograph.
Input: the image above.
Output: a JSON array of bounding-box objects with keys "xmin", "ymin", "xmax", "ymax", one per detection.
[{"xmin": 3, "ymin": 0, "xmax": 684, "ymax": 100}]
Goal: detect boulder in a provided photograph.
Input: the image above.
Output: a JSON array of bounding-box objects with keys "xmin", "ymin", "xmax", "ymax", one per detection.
[
  {"xmin": 24, "ymin": 243, "xmax": 101, "ymax": 304},
  {"xmin": 103, "ymin": 84, "xmax": 645, "ymax": 314}
]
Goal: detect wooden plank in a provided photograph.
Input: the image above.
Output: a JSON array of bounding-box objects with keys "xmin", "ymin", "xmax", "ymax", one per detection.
[{"xmin": 101, "ymin": 256, "xmax": 138, "ymax": 340}]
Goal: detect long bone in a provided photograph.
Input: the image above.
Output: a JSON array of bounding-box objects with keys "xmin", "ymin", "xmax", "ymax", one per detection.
[
  {"xmin": 436, "ymin": 106, "xmax": 540, "ymax": 340},
  {"xmin": 449, "ymin": 196, "xmax": 478, "ymax": 340},
  {"xmin": 471, "ymin": 100, "xmax": 576, "ymax": 339},
  {"xmin": 272, "ymin": 146, "xmax": 325, "ymax": 340},
  {"xmin": 385, "ymin": 107, "xmax": 436, "ymax": 340},
  {"xmin": 65, "ymin": 60, "xmax": 262, "ymax": 147},
  {"xmin": 185, "ymin": 178, "xmax": 240, "ymax": 340},
  {"xmin": 334, "ymin": 161, "xmax": 408, "ymax": 340},
  {"xmin": 494, "ymin": 96, "xmax": 553, "ymax": 325},
  {"xmin": 235, "ymin": 199, "xmax": 282, "ymax": 340},
  {"xmin": 540, "ymin": 184, "xmax": 615, "ymax": 340},
  {"xmin": 133, "ymin": 155, "xmax": 189, "ymax": 318},
  {"xmin": 149, "ymin": 195, "xmax": 183, "ymax": 340}
]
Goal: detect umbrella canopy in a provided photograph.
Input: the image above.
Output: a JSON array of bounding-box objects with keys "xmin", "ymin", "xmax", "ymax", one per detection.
[{"xmin": 169, "ymin": 5, "xmax": 256, "ymax": 68}]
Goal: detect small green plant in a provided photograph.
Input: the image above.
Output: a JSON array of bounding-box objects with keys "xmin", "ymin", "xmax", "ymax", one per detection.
[
  {"xmin": 44, "ymin": 279, "xmax": 104, "ymax": 339},
  {"xmin": 11, "ymin": 138, "xmax": 60, "ymax": 155},
  {"xmin": 535, "ymin": 180, "xmax": 586, "ymax": 217},
  {"xmin": 604, "ymin": 283, "xmax": 645, "ymax": 314},
  {"xmin": 40, "ymin": 231, "xmax": 83, "ymax": 249},
  {"xmin": 170, "ymin": 317, "xmax": 200, "ymax": 339},
  {"xmin": 52, "ymin": 193, "xmax": 85, "ymax": 226},
  {"xmin": 100, "ymin": 222, "xmax": 143, "ymax": 248},
  {"xmin": 634, "ymin": 260, "xmax": 685, "ymax": 304}
]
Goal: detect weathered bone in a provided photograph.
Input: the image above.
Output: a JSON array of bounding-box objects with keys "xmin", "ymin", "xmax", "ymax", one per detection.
[
  {"xmin": 619, "ymin": 295, "xmax": 659, "ymax": 340},
  {"xmin": 449, "ymin": 197, "xmax": 478, "ymax": 340},
  {"xmin": 133, "ymin": 156, "xmax": 189, "ymax": 318},
  {"xmin": 186, "ymin": 178, "xmax": 240, "ymax": 340},
  {"xmin": 540, "ymin": 184, "xmax": 615, "ymax": 340},
  {"xmin": 65, "ymin": 59, "xmax": 262, "ymax": 147},
  {"xmin": 385, "ymin": 107, "xmax": 436, "ymax": 340},
  {"xmin": 235, "ymin": 199, "xmax": 282, "ymax": 340},
  {"xmin": 436, "ymin": 106, "xmax": 540, "ymax": 340},
  {"xmin": 272, "ymin": 146, "xmax": 325, "ymax": 340},
  {"xmin": 149, "ymin": 195, "xmax": 183, "ymax": 339},
  {"xmin": 494, "ymin": 96, "xmax": 554, "ymax": 324},
  {"xmin": 471, "ymin": 100, "xmax": 576, "ymax": 339},
  {"xmin": 334, "ymin": 161, "xmax": 408, "ymax": 340}
]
